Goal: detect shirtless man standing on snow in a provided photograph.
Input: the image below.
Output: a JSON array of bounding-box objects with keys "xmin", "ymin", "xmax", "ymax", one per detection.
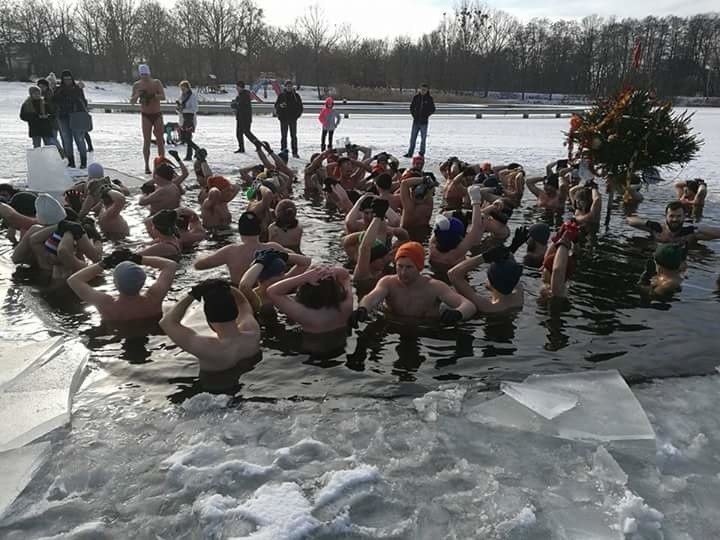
[{"xmin": 130, "ymin": 64, "xmax": 166, "ymax": 174}]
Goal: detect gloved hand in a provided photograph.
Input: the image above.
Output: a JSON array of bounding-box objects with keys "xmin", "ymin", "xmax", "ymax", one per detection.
[
  {"xmin": 57, "ymin": 220, "xmax": 85, "ymax": 240},
  {"xmin": 100, "ymin": 186, "xmax": 113, "ymax": 206},
  {"xmin": 168, "ymin": 149, "xmax": 181, "ymax": 162},
  {"xmin": 467, "ymin": 185, "xmax": 484, "ymax": 205},
  {"xmin": 190, "ymin": 278, "xmax": 232, "ymax": 301},
  {"xmin": 100, "ymin": 248, "xmax": 134, "ymax": 269},
  {"xmin": 551, "ymin": 220, "xmax": 580, "ymax": 245},
  {"xmin": 253, "ymin": 164, "xmax": 264, "ymax": 173},
  {"xmin": 423, "ymin": 172, "xmax": 438, "ymax": 187},
  {"xmin": 82, "ymin": 217, "xmax": 102, "ymax": 242},
  {"xmin": 372, "ymin": 198, "xmax": 389, "ymax": 219},
  {"xmin": 349, "ymin": 306, "xmax": 368, "ymax": 328},
  {"xmin": 638, "ymin": 257, "xmax": 656, "ymax": 286},
  {"xmin": 509, "ymin": 226, "xmax": 529, "ymax": 253},
  {"xmin": 440, "ymin": 309, "xmax": 463, "ymax": 324},
  {"xmin": 323, "ymin": 178, "xmax": 337, "ymax": 192},
  {"xmin": 64, "ymin": 189, "xmax": 84, "ymax": 212},
  {"xmin": 253, "ymin": 249, "xmax": 289, "ymax": 267},
  {"xmin": 482, "ymin": 245, "xmax": 510, "ymax": 264},
  {"xmin": 141, "ymin": 181, "xmax": 156, "ymax": 195}
]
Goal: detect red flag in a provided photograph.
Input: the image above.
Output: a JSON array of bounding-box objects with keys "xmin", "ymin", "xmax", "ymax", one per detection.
[{"xmin": 632, "ymin": 39, "xmax": 642, "ymax": 69}]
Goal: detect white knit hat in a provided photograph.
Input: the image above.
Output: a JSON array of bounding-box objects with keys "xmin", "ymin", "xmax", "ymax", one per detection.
[{"xmin": 35, "ymin": 193, "xmax": 66, "ymax": 225}]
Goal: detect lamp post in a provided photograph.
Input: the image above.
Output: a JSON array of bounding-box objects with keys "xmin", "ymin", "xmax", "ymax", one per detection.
[{"xmin": 705, "ymin": 65, "xmax": 711, "ymax": 99}]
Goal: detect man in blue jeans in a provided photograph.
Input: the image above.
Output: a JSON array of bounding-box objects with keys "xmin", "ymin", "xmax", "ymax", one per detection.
[{"xmin": 404, "ymin": 83, "xmax": 436, "ymax": 158}]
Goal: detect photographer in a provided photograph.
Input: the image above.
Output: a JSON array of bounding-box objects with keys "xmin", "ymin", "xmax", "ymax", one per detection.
[
  {"xmin": 231, "ymin": 81, "xmax": 253, "ymax": 153},
  {"xmin": 274, "ymin": 80, "xmax": 303, "ymax": 158},
  {"xmin": 403, "ymin": 83, "xmax": 436, "ymax": 158}
]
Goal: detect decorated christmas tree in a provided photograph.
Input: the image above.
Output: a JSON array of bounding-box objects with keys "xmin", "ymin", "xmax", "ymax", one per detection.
[{"xmin": 566, "ymin": 87, "xmax": 702, "ymax": 192}]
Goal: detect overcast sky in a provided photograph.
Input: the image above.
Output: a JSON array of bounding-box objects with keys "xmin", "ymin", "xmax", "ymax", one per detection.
[{"xmin": 260, "ymin": 0, "xmax": 718, "ymax": 40}]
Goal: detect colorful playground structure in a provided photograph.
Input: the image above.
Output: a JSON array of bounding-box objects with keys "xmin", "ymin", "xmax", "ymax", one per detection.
[{"xmin": 249, "ymin": 75, "xmax": 285, "ymax": 103}]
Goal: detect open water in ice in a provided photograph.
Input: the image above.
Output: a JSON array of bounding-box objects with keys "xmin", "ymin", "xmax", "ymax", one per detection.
[{"xmin": 0, "ymin": 82, "xmax": 719, "ymax": 538}]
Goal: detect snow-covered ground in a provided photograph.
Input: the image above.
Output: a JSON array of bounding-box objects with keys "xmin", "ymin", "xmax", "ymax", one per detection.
[{"xmin": 1, "ymin": 81, "xmax": 720, "ymax": 538}]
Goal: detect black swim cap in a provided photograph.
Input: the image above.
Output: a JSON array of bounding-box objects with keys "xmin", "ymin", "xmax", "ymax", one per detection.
[
  {"xmin": 238, "ymin": 211, "xmax": 261, "ymax": 236},
  {"xmin": 203, "ymin": 287, "xmax": 239, "ymax": 323},
  {"xmin": 9, "ymin": 192, "xmax": 37, "ymax": 217},
  {"xmin": 152, "ymin": 209, "xmax": 178, "ymax": 236}
]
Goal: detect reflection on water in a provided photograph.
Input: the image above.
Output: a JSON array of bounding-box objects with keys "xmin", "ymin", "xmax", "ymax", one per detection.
[{"xmin": 2, "ymin": 114, "xmax": 719, "ymax": 403}]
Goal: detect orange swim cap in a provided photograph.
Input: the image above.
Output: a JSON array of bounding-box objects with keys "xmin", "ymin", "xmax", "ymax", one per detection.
[
  {"xmin": 394, "ymin": 241, "xmax": 425, "ymax": 271},
  {"xmin": 207, "ymin": 175, "xmax": 231, "ymax": 191},
  {"xmin": 154, "ymin": 156, "xmax": 172, "ymax": 168}
]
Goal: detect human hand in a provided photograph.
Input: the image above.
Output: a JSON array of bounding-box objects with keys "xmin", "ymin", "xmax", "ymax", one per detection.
[
  {"xmin": 100, "ymin": 248, "xmax": 135, "ymax": 269},
  {"xmin": 467, "ymin": 185, "xmax": 484, "ymax": 205},
  {"xmin": 509, "ymin": 226, "xmax": 529, "ymax": 253}
]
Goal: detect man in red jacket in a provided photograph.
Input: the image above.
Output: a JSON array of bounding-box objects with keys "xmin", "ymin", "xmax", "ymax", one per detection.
[{"xmin": 403, "ymin": 83, "xmax": 436, "ymax": 158}]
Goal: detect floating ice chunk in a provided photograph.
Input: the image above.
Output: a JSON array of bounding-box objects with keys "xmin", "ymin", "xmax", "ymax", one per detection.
[
  {"xmin": 230, "ymin": 482, "xmax": 320, "ymax": 540},
  {"xmin": 0, "ymin": 441, "xmax": 50, "ymax": 518},
  {"xmin": 36, "ymin": 521, "xmax": 108, "ymax": 540},
  {"xmin": 413, "ymin": 385, "xmax": 467, "ymax": 422},
  {"xmin": 495, "ymin": 505, "xmax": 537, "ymax": 535},
  {"xmin": 591, "ymin": 446, "xmax": 628, "ymax": 486},
  {"xmin": 613, "ymin": 490, "xmax": 664, "ymax": 539},
  {"xmin": 0, "ymin": 340, "xmax": 89, "ymax": 451},
  {"xmin": 500, "ymin": 381, "xmax": 578, "ymax": 419},
  {"xmin": 314, "ymin": 465, "xmax": 380, "ymax": 508},
  {"xmin": 468, "ymin": 370, "xmax": 655, "ymax": 444},
  {"xmin": 181, "ymin": 392, "xmax": 231, "ymax": 414},
  {"xmin": 549, "ymin": 507, "xmax": 619, "ymax": 539}
]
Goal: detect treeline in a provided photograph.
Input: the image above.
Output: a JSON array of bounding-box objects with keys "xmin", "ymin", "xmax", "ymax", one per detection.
[{"xmin": 1, "ymin": 0, "xmax": 718, "ymax": 98}]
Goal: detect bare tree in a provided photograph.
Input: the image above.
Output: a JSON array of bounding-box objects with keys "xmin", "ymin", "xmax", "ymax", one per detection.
[{"xmin": 297, "ymin": 4, "xmax": 339, "ymax": 99}]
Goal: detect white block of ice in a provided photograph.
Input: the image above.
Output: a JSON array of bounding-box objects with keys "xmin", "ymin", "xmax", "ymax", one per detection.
[
  {"xmin": 0, "ymin": 441, "xmax": 51, "ymax": 519},
  {"xmin": 549, "ymin": 508, "xmax": 620, "ymax": 540},
  {"xmin": 500, "ymin": 380, "xmax": 578, "ymax": 419},
  {"xmin": 314, "ymin": 465, "xmax": 380, "ymax": 507},
  {"xmin": 0, "ymin": 340, "xmax": 89, "ymax": 452},
  {"xmin": 26, "ymin": 146, "xmax": 74, "ymax": 192},
  {"xmin": 468, "ymin": 370, "xmax": 655, "ymax": 443}
]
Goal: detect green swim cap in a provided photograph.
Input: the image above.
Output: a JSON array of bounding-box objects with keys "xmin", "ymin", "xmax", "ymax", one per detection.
[{"xmin": 654, "ymin": 244, "xmax": 686, "ymax": 271}]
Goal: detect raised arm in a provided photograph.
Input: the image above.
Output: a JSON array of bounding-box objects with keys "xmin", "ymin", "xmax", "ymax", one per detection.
[
  {"xmin": 143, "ymin": 256, "xmax": 178, "ymax": 301},
  {"xmin": 354, "ymin": 216, "xmax": 382, "ymax": 280},
  {"xmin": 266, "ymin": 267, "xmax": 321, "ymax": 322},
  {"xmin": 358, "ymin": 275, "xmax": 392, "ymax": 312},
  {"xmin": 525, "ymin": 175, "xmax": 544, "ymax": 197},
  {"xmin": 159, "ymin": 294, "xmax": 201, "ymax": 353},
  {"xmin": 194, "ymin": 245, "xmax": 230, "ymax": 271},
  {"xmin": 66, "ymin": 262, "xmax": 113, "ymax": 306}
]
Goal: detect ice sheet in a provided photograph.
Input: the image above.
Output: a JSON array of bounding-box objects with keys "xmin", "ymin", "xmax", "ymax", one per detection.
[
  {"xmin": 0, "ymin": 340, "xmax": 89, "ymax": 451},
  {"xmin": 591, "ymin": 446, "xmax": 628, "ymax": 486},
  {"xmin": 0, "ymin": 337, "xmax": 63, "ymax": 388},
  {"xmin": 468, "ymin": 370, "xmax": 655, "ymax": 443},
  {"xmin": 500, "ymin": 380, "xmax": 578, "ymax": 419},
  {"xmin": 549, "ymin": 508, "xmax": 619, "ymax": 539},
  {"xmin": 0, "ymin": 441, "xmax": 50, "ymax": 518}
]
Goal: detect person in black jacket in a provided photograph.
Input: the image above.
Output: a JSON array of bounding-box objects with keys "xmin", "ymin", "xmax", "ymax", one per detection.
[
  {"xmin": 274, "ymin": 80, "xmax": 303, "ymax": 158},
  {"xmin": 403, "ymin": 83, "xmax": 436, "ymax": 158},
  {"xmin": 20, "ymin": 86, "xmax": 59, "ymax": 151},
  {"xmin": 54, "ymin": 69, "xmax": 89, "ymax": 168},
  {"xmin": 231, "ymin": 81, "xmax": 253, "ymax": 153}
]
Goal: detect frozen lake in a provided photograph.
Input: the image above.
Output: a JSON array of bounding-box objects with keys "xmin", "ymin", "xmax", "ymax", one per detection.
[{"xmin": 1, "ymin": 81, "xmax": 720, "ymax": 538}]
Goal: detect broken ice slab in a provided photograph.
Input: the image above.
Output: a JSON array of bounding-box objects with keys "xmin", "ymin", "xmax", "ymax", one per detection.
[
  {"xmin": 591, "ymin": 446, "xmax": 628, "ymax": 486},
  {"xmin": 468, "ymin": 370, "xmax": 655, "ymax": 444},
  {"xmin": 0, "ymin": 441, "xmax": 50, "ymax": 519},
  {"xmin": 0, "ymin": 339, "xmax": 89, "ymax": 452},
  {"xmin": 0, "ymin": 337, "xmax": 64, "ymax": 388},
  {"xmin": 500, "ymin": 381, "xmax": 578, "ymax": 419},
  {"xmin": 549, "ymin": 507, "xmax": 620, "ymax": 540}
]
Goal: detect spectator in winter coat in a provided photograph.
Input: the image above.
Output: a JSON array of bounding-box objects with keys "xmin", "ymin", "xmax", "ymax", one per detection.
[
  {"xmin": 404, "ymin": 83, "xmax": 436, "ymax": 158},
  {"xmin": 176, "ymin": 80, "xmax": 200, "ymax": 161},
  {"xmin": 20, "ymin": 86, "xmax": 59, "ymax": 150},
  {"xmin": 54, "ymin": 70, "xmax": 89, "ymax": 169},
  {"xmin": 318, "ymin": 97, "xmax": 341, "ymax": 151},
  {"xmin": 274, "ymin": 80, "xmax": 303, "ymax": 158},
  {"xmin": 231, "ymin": 81, "xmax": 254, "ymax": 153}
]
